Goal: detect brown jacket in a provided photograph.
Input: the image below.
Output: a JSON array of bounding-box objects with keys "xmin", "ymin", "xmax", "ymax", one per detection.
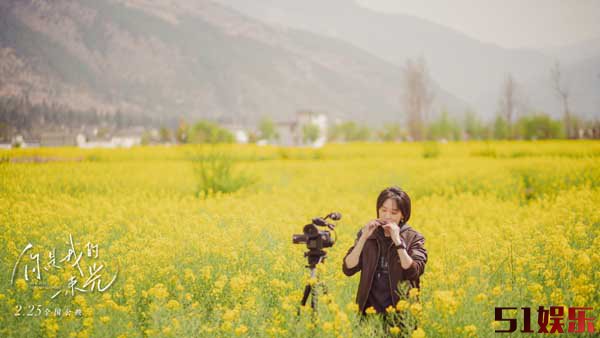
[{"xmin": 342, "ymin": 224, "xmax": 427, "ymax": 313}]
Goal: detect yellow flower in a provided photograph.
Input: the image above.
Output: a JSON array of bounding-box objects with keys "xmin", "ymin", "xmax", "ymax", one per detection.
[
  {"xmin": 390, "ymin": 326, "xmax": 401, "ymax": 335},
  {"xmin": 386, "ymin": 305, "xmax": 396, "ymax": 313},
  {"xmin": 235, "ymin": 325, "xmax": 248, "ymax": 335},
  {"xmin": 184, "ymin": 268, "xmax": 196, "ymax": 283},
  {"xmin": 200, "ymin": 325, "xmax": 215, "ymax": 333},
  {"xmin": 148, "ymin": 283, "xmax": 169, "ymax": 300},
  {"xmin": 411, "ymin": 328, "xmax": 426, "ymax": 338},
  {"xmin": 33, "ymin": 288, "xmax": 42, "ymax": 300},
  {"xmin": 433, "ymin": 290, "xmax": 458, "ymax": 315},
  {"xmin": 365, "ymin": 306, "xmax": 377, "ymax": 315},
  {"xmin": 551, "ymin": 289, "xmax": 564, "ymax": 304},
  {"xmin": 15, "ymin": 278, "xmax": 27, "ymax": 291},
  {"xmin": 166, "ymin": 299, "xmax": 180, "ymax": 310},
  {"xmin": 221, "ymin": 321, "xmax": 233, "ymax": 332},
  {"xmin": 83, "ymin": 317, "xmax": 94, "ymax": 328},
  {"xmin": 3, "ymin": 141, "xmax": 596, "ymax": 338},
  {"xmin": 201, "ymin": 266, "xmax": 212, "ymax": 280},
  {"xmin": 48, "ymin": 275, "xmax": 60, "ymax": 288},
  {"xmin": 43, "ymin": 318, "xmax": 59, "ymax": 338},
  {"xmin": 464, "ymin": 325, "xmax": 477, "ymax": 337},
  {"xmin": 100, "ymin": 316, "xmax": 110, "ymax": 324},
  {"xmin": 77, "ymin": 330, "xmax": 90, "ymax": 338},
  {"xmin": 74, "ymin": 295, "xmax": 87, "ymax": 307},
  {"xmin": 396, "ymin": 300, "xmax": 409, "ymax": 311},
  {"xmin": 222, "ymin": 307, "xmax": 240, "ymax": 322},
  {"xmin": 410, "ymin": 303, "xmax": 422, "ymax": 316}
]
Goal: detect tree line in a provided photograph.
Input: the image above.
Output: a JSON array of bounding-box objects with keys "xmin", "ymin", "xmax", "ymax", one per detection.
[
  {"xmin": 400, "ymin": 57, "xmax": 599, "ymax": 141},
  {"xmin": 0, "ymin": 95, "xmax": 175, "ymax": 142},
  {"xmin": 2, "ymin": 58, "xmax": 599, "ymax": 145}
]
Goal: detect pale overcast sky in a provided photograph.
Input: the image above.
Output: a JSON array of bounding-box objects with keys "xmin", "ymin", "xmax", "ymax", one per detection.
[{"xmin": 356, "ymin": 0, "xmax": 600, "ymax": 49}]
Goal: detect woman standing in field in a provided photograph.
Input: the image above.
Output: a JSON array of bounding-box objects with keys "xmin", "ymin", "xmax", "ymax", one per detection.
[{"xmin": 342, "ymin": 186, "xmax": 427, "ymax": 318}]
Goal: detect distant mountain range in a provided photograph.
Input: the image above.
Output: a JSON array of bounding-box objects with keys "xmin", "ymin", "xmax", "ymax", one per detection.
[
  {"xmin": 0, "ymin": 0, "xmax": 597, "ymax": 128},
  {"xmin": 0, "ymin": 0, "xmax": 466, "ymax": 127},
  {"xmin": 215, "ymin": 0, "xmax": 600, "ymax": 120}
]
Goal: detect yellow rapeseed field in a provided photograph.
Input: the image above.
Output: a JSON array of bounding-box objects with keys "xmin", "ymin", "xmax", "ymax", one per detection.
[{"xmin": 1, "ymin": 141, "xmax": 599, "ymax": 337}]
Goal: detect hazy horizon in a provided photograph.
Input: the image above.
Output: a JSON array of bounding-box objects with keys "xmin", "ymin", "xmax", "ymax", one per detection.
[{"xmin": 356, "ymin": 0, "xmax": 600, "ymax": 50}]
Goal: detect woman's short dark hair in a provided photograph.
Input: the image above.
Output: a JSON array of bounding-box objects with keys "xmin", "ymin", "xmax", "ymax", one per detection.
[{"xmin": 376, "ymin": 186, "xmax": 411, "ymax": 225}]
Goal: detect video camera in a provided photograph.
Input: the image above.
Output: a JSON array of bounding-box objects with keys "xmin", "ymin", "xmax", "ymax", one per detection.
[{"xmin": 292, "ymin": 212, "xmax": 341, "ymax": 267}]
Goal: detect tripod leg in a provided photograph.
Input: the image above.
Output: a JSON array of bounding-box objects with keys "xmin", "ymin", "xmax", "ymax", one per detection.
[
  {"xmin": 298, "ymin": 283, "xmax": 312, "ymax": 316},
  {"xmin": 311, "ymin": 281, "xmax": 317, "ymax": 310}
]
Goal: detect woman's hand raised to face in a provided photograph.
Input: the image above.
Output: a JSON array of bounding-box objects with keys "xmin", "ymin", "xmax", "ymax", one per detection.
[
  {"xmin": 361, "ymin": 219, "xmax": 384, "ymax": 239},
  {"xmin": 381, "ymin": 221, "xmax": 402, "ymax": 244}
]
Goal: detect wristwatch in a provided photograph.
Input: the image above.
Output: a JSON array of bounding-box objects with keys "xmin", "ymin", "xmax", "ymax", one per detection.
[{"xmin": 394, "ymin": 240, "xmax": 406, "ymax": 250}]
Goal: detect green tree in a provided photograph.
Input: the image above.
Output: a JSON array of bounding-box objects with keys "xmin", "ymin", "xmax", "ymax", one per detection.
[
  {"xmin": 259, "ymin": 117, "xmax": 279, "ymax": 142},
  {"xmin": 377, "ymin": 123, "xmax": 405, "ymax": 142},
  {"xmin": 0, "ymin": 122, "xmax": 12, "ymax": 142},
  {"xmin": 493, "ymin": 115, "xmax": 510, "ymax": 140},
  {"xmin": 427, "ymin": 111, "xmax": 460, "ymax": 140},
  {"xmin": 551, "ymin": 62, "xmax": 573, "ymax": 138},
  {"xmin": 188, "ymin": 120, "xmax": 234, "ymax": 144},
  {"xmin": 176, "ymin": 120, "xmax": 188, "ymax": 143},
  {"xmin": 141, "ymin": 131, "xmax": 152, "ymax": 145},
  {"xmin": 498, "ymin": 73, "xmax": 518, "ymax": 138},
  {"xmin": 246, "ymin": 131, "xmax": 259, "ymax": 144},
  {"xmin": 302, "ymin": 123, "xmax": 320, "ymax": 144},
  {"xmin": 328, "ymin": 121, "xmax": 371, "ymax": 142},
  {"xmin": 404, "ymin": 57, "xmax": 433, "ymax": 141},
  {"xmin": 159, "ymin": 127, "xmax": 171, "ymax": 143},
  {"xmin": 464, "ymin": 111, "xmax": 489, "ymax": 140},
  {"xmin": 569, "ymin": 115, "xmax": 584, "ymax": 139},
  {"xmin": 189, "ymin": 151, "xmax": 256, "ymax": 196},
  {"xmin": 514, "ymin": 113, "xmax": 564, "ymax": 140}
]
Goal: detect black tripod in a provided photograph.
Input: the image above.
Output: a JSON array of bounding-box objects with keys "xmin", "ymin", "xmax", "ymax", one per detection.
[
  {"xmin": 298, "ymin": 249, "xmax": 329, "ymax": 315},
  {"xmin": 292, "ymin": 211, "xmax": 341, "ymax": 316}
]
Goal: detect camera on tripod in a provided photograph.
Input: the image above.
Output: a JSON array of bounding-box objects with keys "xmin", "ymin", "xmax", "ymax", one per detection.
[
  {"xmin": 292, "ymin": 212, "xmax": 340, "ymax": 249},
  {"xmin": 292, "ymin": 212, "xmax": 341, "ymax": 267},
  {"xmin": 292, "ymin": 212, "xmax": 342, "ymax": 313}
]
